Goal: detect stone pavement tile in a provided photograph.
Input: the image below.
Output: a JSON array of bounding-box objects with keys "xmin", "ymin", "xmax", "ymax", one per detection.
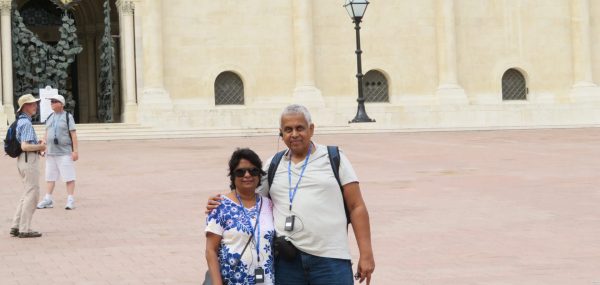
[
  {"xmin": 13, "ymin": 278, "xmax": 40, "ymax": 285},
  {"xmin": 1, "ymin": 129, "xmax": 600, "ymax": 284}
]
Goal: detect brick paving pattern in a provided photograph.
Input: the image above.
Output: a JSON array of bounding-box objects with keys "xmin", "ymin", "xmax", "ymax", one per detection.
[{"xmin": 1, "ymin": 129, "xmax": 600, "ymax": 284}]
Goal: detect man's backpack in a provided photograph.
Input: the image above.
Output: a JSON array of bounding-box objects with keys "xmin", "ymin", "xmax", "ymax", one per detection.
[
  {"xmin": 267, "ymin": 145, "xmax": 351, "ymax": 224},
  {"xmin": 4, "ymin": 118, "xmax": 23, "ymax": 158}
]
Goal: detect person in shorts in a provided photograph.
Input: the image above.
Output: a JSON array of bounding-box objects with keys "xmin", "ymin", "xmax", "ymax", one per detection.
[{"xmin": 37, "ymin": 94, "xmax": 79, "ymax": 210}]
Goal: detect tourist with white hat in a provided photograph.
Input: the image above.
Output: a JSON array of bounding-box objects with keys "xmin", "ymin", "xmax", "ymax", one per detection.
[{"xmin": 37, "ymin": 94, "xmax": 79, "ymax": 210}]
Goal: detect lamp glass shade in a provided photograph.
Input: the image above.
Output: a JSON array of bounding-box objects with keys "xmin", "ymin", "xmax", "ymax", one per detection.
[{"xmin": 344, "ymin": 0, "xmax": 369, "ymax": 20}]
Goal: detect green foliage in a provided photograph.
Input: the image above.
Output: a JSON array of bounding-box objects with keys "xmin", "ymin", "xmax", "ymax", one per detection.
[
  {"xmin": 12, "ymin": 9, "xmax": 82, "ymax": 114},
  {"xmin": 97, "ymin": 0, "xmax": 116, "ymax": 123}
]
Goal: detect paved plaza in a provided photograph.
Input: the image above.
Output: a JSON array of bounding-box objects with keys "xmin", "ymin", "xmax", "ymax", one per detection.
[{"xmin": 1, "ymin": 129, "xmax": 600, "ymax": 284}]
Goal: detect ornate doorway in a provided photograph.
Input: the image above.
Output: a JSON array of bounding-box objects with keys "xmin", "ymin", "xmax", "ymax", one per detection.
[{"xmin": 15, "ymin": 0, "xmax": 121, "ymax": 123}]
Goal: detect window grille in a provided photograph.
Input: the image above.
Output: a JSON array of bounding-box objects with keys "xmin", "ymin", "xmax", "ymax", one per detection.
[
  {"xmin": 21, "ymin": 1, "xmax": 63, "ymax": 27},
  {"xmin": 215, "ymin": 71, "xmax": 244, "ymax": 105},
  {"xmin": 363, "ymin": 70, "xmax": 389, "ymax": 102},
  {"xmin": 502, "ymin": 69, "xmax": 527, "ymax": 100}
]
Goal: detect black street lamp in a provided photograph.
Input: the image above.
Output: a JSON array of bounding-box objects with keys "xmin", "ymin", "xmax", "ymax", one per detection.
[{"xmin": 344, "ymin": 0, "xmax": 375, "ymax": 123}]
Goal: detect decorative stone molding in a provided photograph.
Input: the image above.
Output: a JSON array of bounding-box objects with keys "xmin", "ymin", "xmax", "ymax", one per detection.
[
  {"xmin": 435, "ymin": 0, "xmax": 468, "ymax": 105},
  {"xmin": 570, "ymin": 0, "xmax": 594, "ymax": 85},
  {"xmin": 569, "ymin": 0, "xmax": 600, "ymax": 102},
  {"xmin": 291, "ymin": 0, "xmax": 324, "ymax": 108},
  {"xmin": 0, "ymin": 0, "xmax": 12, "ymax": 16},
  {"xmin": 1, "ymin": 0, "xmax": 14, "ymax": 118},
  {"xmin": 116, "ymin": 0, "xmax": 135, "ymax": 15},
  {"xmin": 117, "ymin": 0, "xmax": 138, "ymax": 122}
]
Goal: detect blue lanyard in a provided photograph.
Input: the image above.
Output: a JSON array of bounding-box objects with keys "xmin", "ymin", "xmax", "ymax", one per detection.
[
  {"xmin": 235, "ymin": 194, "xmax": 262, "ymax": 262},
  {"xmin": 52, "ymin": 112, "xmax": 63, "ymax": 139},
  {"xmin": 287, "ymin": 144, "xmax": 312, "ymax": 211}
]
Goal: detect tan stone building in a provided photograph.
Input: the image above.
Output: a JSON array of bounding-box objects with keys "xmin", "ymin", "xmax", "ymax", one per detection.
[{"xmin": 1, "ymin": 0, "xmax": 600, "ymax": 135}]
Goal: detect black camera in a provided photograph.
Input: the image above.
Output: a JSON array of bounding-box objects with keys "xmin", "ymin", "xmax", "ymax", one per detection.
[{"xmin": 273, "ymin": 236, "xmax": 298, "ymax": 261}]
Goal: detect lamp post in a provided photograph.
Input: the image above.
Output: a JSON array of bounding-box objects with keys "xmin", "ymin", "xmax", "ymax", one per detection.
[{"xmin": 344, "ymin": 0, "xmax": 375, "ymax": 123}]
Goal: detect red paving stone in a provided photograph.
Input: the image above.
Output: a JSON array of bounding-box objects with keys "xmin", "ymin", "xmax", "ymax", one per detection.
[{"xmin": 1, "ymin": 129, "xmax": 600, "ymax": 284}]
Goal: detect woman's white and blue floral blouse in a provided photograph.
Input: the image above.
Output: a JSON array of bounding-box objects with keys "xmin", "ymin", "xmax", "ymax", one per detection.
[{"xmin": 206, "ymin": 196, "xmax": 275, "ymax": 285}]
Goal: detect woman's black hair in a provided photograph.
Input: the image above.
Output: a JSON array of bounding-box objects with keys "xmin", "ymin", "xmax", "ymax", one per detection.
[{"xmin": 228, "ymin": 148, "xmax": 267, "ymax": 190}]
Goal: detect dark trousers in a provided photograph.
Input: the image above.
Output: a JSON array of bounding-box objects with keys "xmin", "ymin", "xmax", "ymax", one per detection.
[{"xmin": 275, "ymin": 250, "xmax": 353, "ymax": 285}]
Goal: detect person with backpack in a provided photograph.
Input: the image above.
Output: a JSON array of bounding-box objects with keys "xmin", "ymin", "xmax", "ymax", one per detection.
[
  {"xmin": 8, "ymin": 94, "xmax": 47, "ymax": 238},
  {"xmin": 207, "ymin": 104, "xmax": 375, "ymax": 284},
  {"xmin": 36, "ymin": 94, "xmax": 79, "ymax": 210}
]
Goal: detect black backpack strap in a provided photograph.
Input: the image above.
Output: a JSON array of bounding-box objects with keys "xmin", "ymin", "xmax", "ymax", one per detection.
[
  {"xmin": 14, "ymin": 111, "xmax": 22, "ymax": 121},
  {"xmin": 327, "ymin": 146, "xmax": 342, "ymax": 188},
  {"xmin": 45, "ymin": 113, "xmax": 54, "ymax": 122},
  {"xmin": 66, "ymin": 112, "xmax": 73, "ymax": 150},
  {"xmin": 327, "ymin": 145, "xmax": 351, "ymax": 224},
  {"xmin": 268, "ymin": 150, "xmax": 287, "ymax": 189}
]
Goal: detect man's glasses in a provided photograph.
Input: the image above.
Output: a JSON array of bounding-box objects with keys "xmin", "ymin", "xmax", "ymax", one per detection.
[
  {"xmin": 233, "ymin": 168, "xmax": 260, "ymax": 177},
  {"xmin": 50, "ymin": 100, "xmax": 61, "ymax": 104}
]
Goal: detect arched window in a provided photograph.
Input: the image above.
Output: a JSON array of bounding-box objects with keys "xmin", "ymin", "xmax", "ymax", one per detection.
[
  {"xmin": 363, "ymin": 70, "xmax": 389, "ymax": 102},
  {"xmin": 502, "ymin": 68, "xmax": 527, "ymax": 100},
  {"xmin": 215, "ymin": 71, "xmax": 244, "ymax": 105}
]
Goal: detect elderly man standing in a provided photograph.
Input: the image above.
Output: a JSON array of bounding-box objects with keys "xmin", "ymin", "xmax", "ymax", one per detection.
[
  {"xmin": 37, "ymin": 94, "xmax": 79, "ymax": 210},
  {"xmin": 10, "ymin": 94, "xmax": 46, "ymax": 238},
  {"xmin": 208, "ymin": 104, "xmax": 375, "ymax": 284}
]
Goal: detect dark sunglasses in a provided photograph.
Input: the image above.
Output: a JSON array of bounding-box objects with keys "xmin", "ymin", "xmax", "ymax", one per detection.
[
  {"xmin": 233, "ymin": 168, "xmax": 260, "ymax": 177},
  {"xmin": 50, "ymin": 100, "xmax": 61, "ymax": 104}
]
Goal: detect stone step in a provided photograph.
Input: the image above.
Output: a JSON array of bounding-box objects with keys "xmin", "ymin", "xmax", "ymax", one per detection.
[
  {"xmin": 72, "ymin": 126, "xmax": 355, "ymax": 140},
  {"xmin": 0, "ymin": 123, "xmax": 354, "ymax": 141},
  {"xmin": 3, "ymin": 122, "xmax": 599, "ymax": 141}
]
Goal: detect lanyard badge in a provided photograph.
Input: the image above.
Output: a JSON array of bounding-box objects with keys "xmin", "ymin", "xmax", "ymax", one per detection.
[
  {"xmin": 284, "ymin": 215, "xmax": 295, "ymax": 231},
  {"xmin": 254, "ymin": 267, "xmax": 265, "ymax": 283},
  {"xmin": 286, "ymin": 144, "xmax": 312, "ymax": 231},
  {"xmin": 235, "ymin": 194, "xmax": 263, "ymax": 275}
]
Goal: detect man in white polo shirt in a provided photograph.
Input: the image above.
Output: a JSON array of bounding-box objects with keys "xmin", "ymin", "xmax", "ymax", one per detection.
[
  {"xmin": 208, "ymin": 104, "xmax": 375, "ymax": 284},
  {"xmin": 36, "ymin": 94, "xmax": 79, "ymax": 210}
]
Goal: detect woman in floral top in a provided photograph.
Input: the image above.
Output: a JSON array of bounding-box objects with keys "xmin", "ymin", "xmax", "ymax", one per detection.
[{"xmin": 206, "ymin": 148, "xmax": 275, "ymax": 285}]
